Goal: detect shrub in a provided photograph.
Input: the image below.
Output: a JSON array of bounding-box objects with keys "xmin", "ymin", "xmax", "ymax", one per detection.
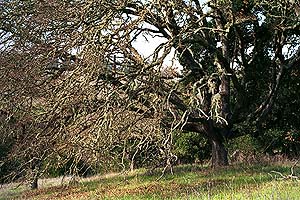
[{"xmin": 173, "ymin": 132, "xmax": 210, "ymax": 164}]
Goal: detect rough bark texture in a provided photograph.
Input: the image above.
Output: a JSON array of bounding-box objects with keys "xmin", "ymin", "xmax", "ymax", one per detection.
[
  {"xmin": 211, "ymin": 139, "xmax": 229, "ymax": 168},
  {"xmin": 31, "ymin": 174, "xmax": 39, "ymax": 189},
  {"xmin": 30, "ymin": 162, "xmax": 41, "ymax": 189}
]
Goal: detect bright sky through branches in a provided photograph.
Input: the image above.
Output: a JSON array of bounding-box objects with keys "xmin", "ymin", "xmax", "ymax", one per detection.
[{"xmin": 131, "ymin": 0, "xmax": 208, "ymax": 71}]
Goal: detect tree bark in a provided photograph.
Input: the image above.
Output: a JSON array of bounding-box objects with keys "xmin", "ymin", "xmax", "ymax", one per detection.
[
  {"xmin": 205, "ymin": 121, "xmax": 229, "ymax": 168},
  {"xmin": 210, "ymin": 138, "xmax": 229, "ymax": 168},
  {"xmin": 30, "ymin": 161, "xmax": 41, "ymax": 190},
  {"xmin": 31, "ymin": 171, "xmax": 39, "ymax": 189}
]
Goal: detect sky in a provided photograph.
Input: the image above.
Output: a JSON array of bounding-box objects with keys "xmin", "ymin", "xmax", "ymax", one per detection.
[
  {"xmin": 132, "ymin": 34, "xmax": 182, "ymax": 70},
  {"xmin": 130, "ymin": 0, "xmax": 208, "ymax": 71}
]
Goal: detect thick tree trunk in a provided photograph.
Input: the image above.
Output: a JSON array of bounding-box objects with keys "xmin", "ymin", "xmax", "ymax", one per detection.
[
  {"xmin": 204, "ymin": 121, "xmax": 229, "ymax": 168},
  {"xmin": 182, "ymin": 122, "xmax": 229, "ymax": 167},
  {"xmin": 211, "ymin": 138, "xmax": 229, "ymax": 168}
]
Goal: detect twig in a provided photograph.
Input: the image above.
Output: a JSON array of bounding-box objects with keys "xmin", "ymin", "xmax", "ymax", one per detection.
[{"xmin": 269, "ymin": 161, "xmax": 299, "ymax": 180}]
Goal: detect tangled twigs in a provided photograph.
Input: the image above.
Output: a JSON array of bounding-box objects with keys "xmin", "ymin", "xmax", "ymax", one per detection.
[{"xmin": 269, "ymin": 161, "xmax": 299, "ymax": 181}]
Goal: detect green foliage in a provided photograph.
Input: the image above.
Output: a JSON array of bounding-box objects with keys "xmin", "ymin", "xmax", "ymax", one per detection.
[
  {"xmin": 227, "ymin": 134, "xmax": 259, "ymax": 155},
  {"xmin": 173, "ymin": 132, "xmax": 210, "ymax": 164},
  {"xmin": 0, "ymin": 140, "xmax": 19, "ymax": 183},
  {"xmin": 228, "ymin": 128, "xmax": 300, "ymax": 159},
  {"xmin": 46, "ymin": 158, "xmax": 96, "ymax": 178},
  {"xmin": 257, "ymin": 129, "xmax": 300, "ymax": 156}
]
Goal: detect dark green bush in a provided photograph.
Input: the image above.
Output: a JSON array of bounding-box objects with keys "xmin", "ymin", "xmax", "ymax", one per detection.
[
  {"xmin": 227, "ymin": 134, "xmax": 259, "ymax": 154},
  {"xmin": 257, "ymin": 129, "xmax": 300, "ymax": 157},
  {"xmin": 173, "ymin": 132, "xmax": 210, "ymax": 164}
]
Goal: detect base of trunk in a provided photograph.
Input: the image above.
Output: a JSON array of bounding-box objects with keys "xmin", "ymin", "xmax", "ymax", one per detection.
[
  {"xmin": 211, "ymin": 139, "xmax": 229, "ymax": 168},
  {"xmin": 31, "ymin": 164, "xmax": 40, "ymax": 189},
  {"xmin": 31, "ymin": 176, "xmax": 38, "ymax": 189}
]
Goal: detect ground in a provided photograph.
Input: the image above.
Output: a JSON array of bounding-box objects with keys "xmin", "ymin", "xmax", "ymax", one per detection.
[{"xmin": 1, "ymin": 161, "xmax": 300, "ymax": 200}]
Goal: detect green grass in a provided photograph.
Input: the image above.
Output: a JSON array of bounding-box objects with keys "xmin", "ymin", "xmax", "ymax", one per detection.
[
  {"xmin": 0, "ymin": 185, "xmax": 26, "ymax": 200},
  {"xmin": 4, "ymin": 163, "xmax": 300, "ymax": 200}
]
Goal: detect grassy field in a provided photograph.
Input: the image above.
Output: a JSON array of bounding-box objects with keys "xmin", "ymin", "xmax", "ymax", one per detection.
[{"xmin": 1, "ymin": 162, "xmax": 300, "ymax": 200}]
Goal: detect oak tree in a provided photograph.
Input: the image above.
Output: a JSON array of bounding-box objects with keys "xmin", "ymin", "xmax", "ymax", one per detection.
[{"xmin": 1, "ymin": 0, "xmax": 300, "ymax": 174}]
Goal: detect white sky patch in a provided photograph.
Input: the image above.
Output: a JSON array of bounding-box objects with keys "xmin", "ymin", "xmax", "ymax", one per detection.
[
  {"xmin": 132, "ymin": 33, "xmax": 168, "ymax": 58},
  {"xmin": 257, "ymin": 13, "xmax": 266, "ymax": 26},
  {"xmin": 282, "ymin": 44, "xmax": 291, "ymax": 58},
  {"xmin": 283, "ymin": 43, "xmax": 300, "ymax": 59},
  {"xmin": 201, "ymin": 0, "xmax": 211, "ymax": 14},
  {"xmin": 132, "ymin": 31, "xmax": 183, "ymax": 72},
  {"xmin": 163, "ymin": 48, "xmax": 182, "ymax": 71},
  {"xmin": 246, "ymin": 46, "xmax": 254, "ymax": 55}
]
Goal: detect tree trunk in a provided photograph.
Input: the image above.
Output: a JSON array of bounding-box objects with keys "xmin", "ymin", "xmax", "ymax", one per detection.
[
  {"xmin": 31, "ymin": 172, "xmax": 39, "ymax": 189},
  {"xmin": 182, "ymin": 122, "xmax": 230, "ymax": 167},
  {"xmin": 30, "ymin": 161, "xmax": 41, "ymax": 190},
  {"xmin": 211, "ymin": 138, "xmax": 229, "ymax": 168}
]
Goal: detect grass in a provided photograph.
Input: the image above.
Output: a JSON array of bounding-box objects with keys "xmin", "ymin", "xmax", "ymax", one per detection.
[{"xmin": 2, "ymin": 162, "xmax": 300, "ymax": 200}]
